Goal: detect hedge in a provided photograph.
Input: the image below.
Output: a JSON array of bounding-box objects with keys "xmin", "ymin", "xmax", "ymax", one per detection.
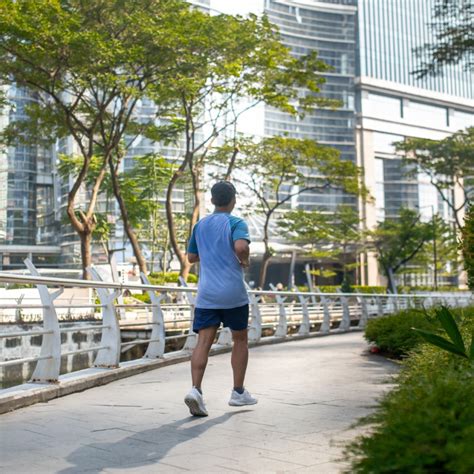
[
  {"xmin": 364, "ymin": 306, "xmax": 474, "ymax": 358},
  {"xmin": 346, "ymin": 309, "xmax": 474, "ymax": 473}
]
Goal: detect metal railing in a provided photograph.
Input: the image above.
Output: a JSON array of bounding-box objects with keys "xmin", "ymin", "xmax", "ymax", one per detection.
[{"xmin": 0, "ymin": 259, "xmax": 472, "ymax": 388}]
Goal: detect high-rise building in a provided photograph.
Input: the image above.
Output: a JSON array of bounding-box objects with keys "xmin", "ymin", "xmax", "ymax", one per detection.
[
  {"xmin": 1, "ymin": 0, "xmax": 472, "ymax": 288},
  {"xmin": 356, "ymin": 0, "xmax": 473, "ymax": 287},
  {"xmin": 0, "ymin": 86, "xmax": 60, "ymax": 269}
]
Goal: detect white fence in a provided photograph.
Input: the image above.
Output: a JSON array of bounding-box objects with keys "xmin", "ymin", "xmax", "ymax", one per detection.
[{"xmin": 0, "ymin": 260, "xmax": 472, "ymax": 388}]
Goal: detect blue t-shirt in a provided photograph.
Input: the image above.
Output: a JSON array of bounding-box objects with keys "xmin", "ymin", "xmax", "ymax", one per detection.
[{"xmin": 187, "ymin": 212, "xmax": 250, "ymax": 309}]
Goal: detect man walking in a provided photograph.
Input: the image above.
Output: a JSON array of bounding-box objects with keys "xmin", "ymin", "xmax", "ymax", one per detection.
[{"xmin": 184, "ymin": 181, "xmax": 258, "ymax": 416}]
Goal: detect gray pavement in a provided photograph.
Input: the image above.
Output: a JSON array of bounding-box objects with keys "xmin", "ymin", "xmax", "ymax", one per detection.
[{"xmin": 0, "ymin": 332, "xmax": 397, "ymax": 473}]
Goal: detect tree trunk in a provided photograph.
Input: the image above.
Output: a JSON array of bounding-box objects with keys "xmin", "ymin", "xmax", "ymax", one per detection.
[
  {"xmin": 259, "ymin": 250, "xmax": 272, "ymax": 289},
  {"xmin": 109, "ymin": 161, "xmax": 148, "ymax": 276},
  {"xmin": 166, "ymin": 163, "xmax": 189, "ymax": 279},
  {"xmin": 80, "ymin": 231, "xmax": 93, "ymax": 280},
  {"xmin": 386, "ymin": 266, "xmax": 398, "ymax": 294}
]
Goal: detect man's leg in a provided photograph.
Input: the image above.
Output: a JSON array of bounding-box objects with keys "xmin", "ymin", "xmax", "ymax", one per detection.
[
  {"xmin": 191, "ymin": 325, "xmax": 218, "ymax": 389},
  {"xmin": 231, "ymin": 329, "xmax": 248, "ymax": 389}
]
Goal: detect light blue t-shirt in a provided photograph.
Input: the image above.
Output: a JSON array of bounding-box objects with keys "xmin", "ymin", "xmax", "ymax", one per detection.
[{"xmin": 187, "ymin": 212, "xmax": 250, "ymax": 309}]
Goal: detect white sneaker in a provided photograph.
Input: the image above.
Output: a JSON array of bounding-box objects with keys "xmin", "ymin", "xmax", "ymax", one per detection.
[
  {"xmin": 184, "ymin": 387, "xmax": 208, "ymax": 417},
  {"xmin": 228, "ymin": 389, "xmax": 258, "ymax": 407}
]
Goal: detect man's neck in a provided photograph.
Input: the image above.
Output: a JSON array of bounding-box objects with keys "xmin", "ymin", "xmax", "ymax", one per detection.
[{"xmin": 214, "ymin": 207, "xmax": 232, "ymax": 214}]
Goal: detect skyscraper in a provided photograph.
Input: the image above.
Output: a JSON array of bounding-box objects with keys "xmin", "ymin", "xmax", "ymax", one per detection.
[
  {"xmin": 0, "ymin": 86, "xmax": 59, "ymax": 269},
  {"xmin": 356, "ymin": 0, "xmax": 473, "ymax": 286}
]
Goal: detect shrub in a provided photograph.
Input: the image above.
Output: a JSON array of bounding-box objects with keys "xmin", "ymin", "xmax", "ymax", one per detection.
[
  {"xmin": 364, "ymin": 310, "xmax": 436, "ymax": 358},
  {"xmin": 346, "ymin": 368, "xmax": 474, "ymax": 474},
  {"xmin": 301, "ymin": 285, "xmax": 386, "ymax": 294},
  {"xmin": 365, "ymin": 307, "xmax": 474, "ymax": 358},
  {"xmin": 346, "ymin": 310, "xmax": 474, "ymax": 473},
  {"xmin": 148, "ymin": 272, "xmax": 198, "ymax": 285},
  {"xmin": 132, "ymin": 293, "xmax": 151, "ymax": 304}
]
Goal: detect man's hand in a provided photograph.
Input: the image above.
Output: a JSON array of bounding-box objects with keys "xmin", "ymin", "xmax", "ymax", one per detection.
[{"xmin": 234, "ymin": 239, "xmax": 250, "ymax": 268}]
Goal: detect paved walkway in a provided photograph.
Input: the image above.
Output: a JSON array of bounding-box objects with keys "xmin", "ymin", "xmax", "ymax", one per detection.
[{"xmin": 0, "ymin": 333, "xmax": 397, "ymax": 473}]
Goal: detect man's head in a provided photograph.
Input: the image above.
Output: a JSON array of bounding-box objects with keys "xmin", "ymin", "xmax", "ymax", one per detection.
[{"xmin": 211, "ymin": 181, "xmax": 236, "ymax": 211}]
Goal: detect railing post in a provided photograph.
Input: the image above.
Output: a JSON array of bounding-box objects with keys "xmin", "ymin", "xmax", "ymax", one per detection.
[
  {"xmin": 247, "ymin": 284, "xmax": 262, "ymax": 343},
  {"xmin": 357, "ymin": 295, "xmax": 369, "ymax": 329},
  {"xmin": 316, "ymin": 287, "xmax": 331, "ymax": 334},
  {"xmin": 337, "ymin": 290, "xmax": 351, "ymax": 331},
  {"xmin": 88, "ymin": 267, "xmax": 121, "ymax": 368},
  {"xmin": 140, "ymin": 273, "xmax": 165, "ymax": 359},
  {"xmin": 297, "ymin": 294, "xmax": 310, "ymax": 336},
  {"xmin": 376, "ymin": 295, "xmax": 384, "ymax": 317},
  {"xmin": 24, "ymin": 259, "xmax": 62, "ymax": 383},
  {"xmin": 178, "ymin": 278, "xmax": 198, "ymax": 351},
  {"xmin": 270, "ymin": 284, "xmax": 287, "ymax": 337}
]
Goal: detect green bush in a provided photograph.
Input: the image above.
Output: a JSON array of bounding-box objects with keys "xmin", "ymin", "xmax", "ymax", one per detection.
[
  {"xmin": 296, "ymin": 285, "xmax": 386, "ymax": 294},
  {"xmin": 346, "ymin": 314, "xmax": 474, "ymax": 473},
  {"xmin": 148, "ymin": 272, "xmax": 198, "ymax": 285},
  {"xmin": 365, "ymin": 307, "xmax": 474, "ymax": 358},
  {"xmin": 132, "ymin": 293, "xmax": 151, "ymax": 304},
  {"xmin": 398, "ymin": 285, "xmax": 465, "ymax": 293},
  {"xmin": 364, "ymin": 310, "xmax": 436, "ymax": 358},
  {"xmin": 346, "ymin": 368, "xmax": 474, "ymax": 473}
]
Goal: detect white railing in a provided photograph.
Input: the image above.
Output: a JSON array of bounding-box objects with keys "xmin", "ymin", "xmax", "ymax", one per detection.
[{"xmin": 0, "ymin": 260, "xmax": 472, "ymax": 388}]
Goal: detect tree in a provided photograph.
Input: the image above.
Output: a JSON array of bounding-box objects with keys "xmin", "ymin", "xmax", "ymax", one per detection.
[
  {"xmin": 279, "ymin": 205, "xmax": 367, "ymax": 289},
  {"xmin": 406, "ymin": 215, "xmax": 459, "ymax": 289},
  {"xmin": 394, "ymin": 127, "xmax": 474, "ymax": 231},
  {"xmin": 119, "ymin": 153, "xmax": 174, "ymax": 272},
  {"xmin": 221, "ymin": 136, "xmax": 364, "ymax": 288},
  {"xmin": 369, "ymin": 208, "xmax": 434, "ymax": 294},
  {"xmin": 414, "ymin": 0, "xmax": 473, "ymax": 78},
  {"xmin": 152, "ymin": 11, "xmax": 337, "ymax": 279},
  {"xmin": 461, "ymin": 205, "xmax": 474, "ymax": 290},
  {"xmin": 0, "ymin": 0, "xmax": 191, "ymax": 277}
]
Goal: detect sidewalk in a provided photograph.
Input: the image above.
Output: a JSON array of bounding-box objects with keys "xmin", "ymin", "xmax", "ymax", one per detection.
[{"xmin": 0, "ymin": 332, "xmax": 397, "ymax": 473}]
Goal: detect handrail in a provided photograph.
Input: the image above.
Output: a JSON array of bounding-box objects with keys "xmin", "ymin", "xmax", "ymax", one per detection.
[
  {"xmin": 0, "ymin": 263, "xmax": 472, "ymax": 390},
  {"xmin": 0, "ymin": 271, "xmax": 469, "ymax": 299}
]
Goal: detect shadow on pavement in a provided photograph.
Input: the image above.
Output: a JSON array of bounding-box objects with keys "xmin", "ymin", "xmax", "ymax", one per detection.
[{"xmin": 58, "ymin": 410, "xmax": 250, "ymax": 473}]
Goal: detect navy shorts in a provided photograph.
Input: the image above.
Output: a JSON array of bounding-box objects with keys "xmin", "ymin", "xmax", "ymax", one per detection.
[{"xmin": 193, "ymin": 304, "xmax": 249, "ymax": 333}]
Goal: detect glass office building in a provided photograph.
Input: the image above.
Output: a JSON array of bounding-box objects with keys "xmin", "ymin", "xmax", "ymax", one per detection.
[
  {"xmin": 356, "ymin": 0, "xmax": 474, "ymax": 286},
  {"xmin": 264, "ymin": 0, "xmax": 358, "ymax": 214},
  {"xmin": 358, "ymin": 0, "xmax": 472, "ymax": 99},
  {"xmin": 0, "ymin": 86, "xmax": 58, "ymax": 268}
]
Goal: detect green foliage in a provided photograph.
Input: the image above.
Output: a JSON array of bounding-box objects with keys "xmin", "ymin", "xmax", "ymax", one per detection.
[
  {"xmin": 461, "ymin": 205, "xmax": 474, "ymax": 290},
  {"xmin": 148, "ymin": 272, "xmax": 197, "ymax": 285},
  {"xmin": 365, "ymin": 310, "xmax": 437, "ymax": 358},
  {"xmin": 398, "ymin": 285, "xmax": 465, "ymax": 293},
  {"xmin": 347, "ymin": 311, "xmax": 474, "ymax": 473},
  {"xmin": 280, "ymin": 205, "xmax": 367, "ymax": 286},
  {"xmin": 296, "ymin": 285, "xmax": 386, "ymax": 294},
  {"xmin": 413, "ymin": 0, "xmax": 473, "ymax": 77},
  {"xmin": 369, "ymin": 208, "xmax": 434, "ymax": 293},
  {"xmin": 413, "ymin": 306, "xmax": 474, "ymax": 360},
  {"xmin": 132, "ymin": 293, "xmax": 151, "ymax": 304},
  {"xmin": 407, "ymin": 214, "xmax": 460, "ymax": 280},
  {"xmin": 394, "ymin": 127, "xmax": 474, "ymax": 230}
]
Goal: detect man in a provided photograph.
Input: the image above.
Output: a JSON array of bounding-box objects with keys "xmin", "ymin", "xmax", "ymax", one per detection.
[{"xmin": 184, "ymin": 181, "xmax": 258, "ymax": 417}]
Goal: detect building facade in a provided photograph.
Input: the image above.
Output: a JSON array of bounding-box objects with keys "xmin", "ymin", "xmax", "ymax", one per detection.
[
  {"xmin": 356, "ymin": 0, "xmax": 474, "ymax": 287},
  {"xmin": 0, "ymin": 86, "xmax": 60, "ymax": 270},
  {"xmin": 1, "ymin": 0, "xmax": 472, "ymax": 288}
]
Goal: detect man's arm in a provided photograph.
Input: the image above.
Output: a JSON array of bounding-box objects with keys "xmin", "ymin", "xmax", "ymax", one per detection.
[
  {"xmin": 234, "ymin": 239, "xmax": 250, "ymax": 268},
  {"xmin": 187, "ymin": 224, "xmax": 199, "ymax": 264}
]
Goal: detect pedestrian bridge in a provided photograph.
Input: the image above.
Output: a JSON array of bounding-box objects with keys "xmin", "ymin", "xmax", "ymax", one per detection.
[
  {"xmin": 1, "ymin": 332, "xmax": 397, "ymax": 473},
  {"xmin": 0, "ymin": 264, "xmax": 471, "ymax": 472}
]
